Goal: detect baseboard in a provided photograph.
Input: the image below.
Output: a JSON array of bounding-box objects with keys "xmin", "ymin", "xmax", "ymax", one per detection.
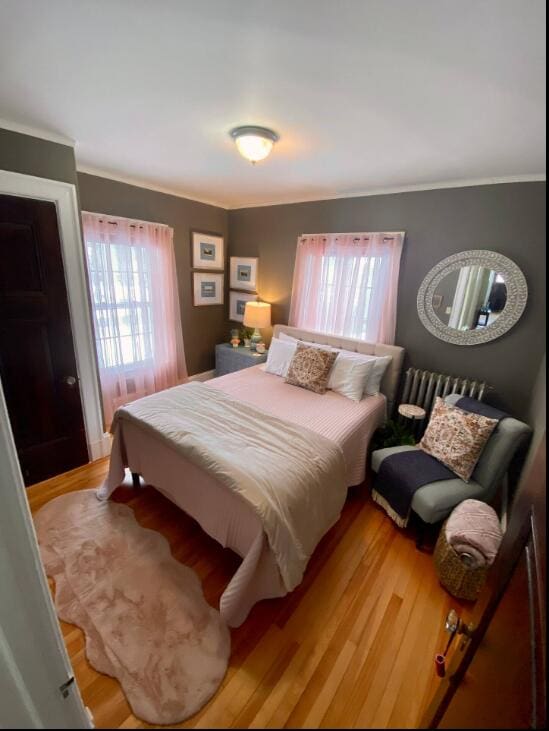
[
  {"xmin": 88, "ymin": 433, "xmax": 112, "ymax": 460},
  {"xmin": 188, "ymin": 369, "xmax": 216, "ymax": 382}
]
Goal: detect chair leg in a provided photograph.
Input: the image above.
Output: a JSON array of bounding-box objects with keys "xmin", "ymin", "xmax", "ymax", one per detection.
[
  {"xmin": 415, "ymin": 517, "xmax": 443, "ymax": 552},
  {"xmin": 415, "ymin": 517, "xmax": 427, "ymax": 550},
  {"xmin": 131, "ymin": 472, "xmax": 141, "ymax": 489}
]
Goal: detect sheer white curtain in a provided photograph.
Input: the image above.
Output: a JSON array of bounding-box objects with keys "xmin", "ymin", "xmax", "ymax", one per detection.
[
  {"xmin": 82, "ymin": 212, "xmax": 187, "ymax": 428},
  {"xmin": 289, "ymin": 232, "xmax": 405, "ymax": 344}
]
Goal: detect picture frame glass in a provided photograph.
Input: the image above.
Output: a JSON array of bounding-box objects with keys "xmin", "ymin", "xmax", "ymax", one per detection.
[
  {"xmin": 237, "ymin": 264, "xmax": 252, "ymax": 282},
  {"xmin": 201, "ymin": 281, "xmax": 216, "ymax": 298}
]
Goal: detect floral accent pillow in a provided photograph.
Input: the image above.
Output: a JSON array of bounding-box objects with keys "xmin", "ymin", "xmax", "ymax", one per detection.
[
  {"xmin": 285, "ymin": 343, "xmax": 338, "ymax": 394},
  {"xmin": 419, "ymin": 397, "xmax": 498, "ymax": 482}
]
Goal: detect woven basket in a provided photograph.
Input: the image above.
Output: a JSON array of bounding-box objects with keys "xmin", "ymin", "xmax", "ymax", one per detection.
[{"xmin": 434, "ymin": 522, "xmax": 488, "ymax": 601}]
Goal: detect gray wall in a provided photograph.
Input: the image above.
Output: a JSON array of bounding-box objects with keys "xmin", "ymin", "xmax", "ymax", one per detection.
[
  {"xmin": 0, "ymin": 127, "xmax": 229, "ymax": 376},
  {"xmin": 229, "ymin": 182, "xmax": 546, "ymax": 420},
  {"xmin": 0, "ymin": 128, "xmax": 78, "ymax": 185},
  {"xmin": 1, "ymin": 126, "xmax": 545, "ymax": 414},
  {"xmin": 77, "ymin": 173, "xmax": 228, "ymax": 376}
]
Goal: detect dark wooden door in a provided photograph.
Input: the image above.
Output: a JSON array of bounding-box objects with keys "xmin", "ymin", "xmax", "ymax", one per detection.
[
  {"xmin": 0, "ymin": 194, "xmax": 88, "ymax": 485},
  {"xmin": 423, "ymin": 435, "xmax": 546, "ymax": 729}
]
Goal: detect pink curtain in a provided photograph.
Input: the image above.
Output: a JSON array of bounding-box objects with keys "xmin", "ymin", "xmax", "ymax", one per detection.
[
  {"xmin": 289, "ymin": 232, "xmax": 405, "ymax": 344},
  {"xmin": 82, "ymin": 212, "xmax": 187, "ymax": 428}
]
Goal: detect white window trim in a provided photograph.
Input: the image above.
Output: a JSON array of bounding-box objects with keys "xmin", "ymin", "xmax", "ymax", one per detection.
[{"xmin": 0, "ymin": 169, "xmax": 110, "ymax": 460}]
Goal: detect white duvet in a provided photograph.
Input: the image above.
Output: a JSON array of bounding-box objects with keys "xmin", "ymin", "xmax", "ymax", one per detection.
[{"xmin": 105, "ymin": 381, "xmax": 347, "ymax": 591}]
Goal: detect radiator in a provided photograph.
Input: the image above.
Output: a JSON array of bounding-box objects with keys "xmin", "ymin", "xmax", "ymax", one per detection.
[{"xmin": 400, "ymin": 367, "xmax": 490, "ymax": 419}]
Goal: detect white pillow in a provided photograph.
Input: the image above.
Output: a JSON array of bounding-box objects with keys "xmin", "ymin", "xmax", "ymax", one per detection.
[
  {"xmin": 265, "ymin": 337, "xmax": 297, "ymax": 376},
  {"xmin": 363, "ymin": 355, "xmax": 392, "ymax": 395},
  {"xmin": 328, "ymin": 351, "xmax": 376, "ymax": 401},
  {"xmin": 278, "ymin": 331, "xmax": 391, "ymax": 396}
]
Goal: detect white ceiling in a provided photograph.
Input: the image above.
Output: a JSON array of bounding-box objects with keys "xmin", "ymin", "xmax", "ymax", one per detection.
[{"xmin": 0, "ymin": 0, "xmax": 546, "ymax": 208}]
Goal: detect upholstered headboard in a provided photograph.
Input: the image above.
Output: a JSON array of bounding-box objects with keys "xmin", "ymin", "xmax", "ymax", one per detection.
[{"xmin": 272, "ymin": 324, "xmax": 405, "ymax": 413}]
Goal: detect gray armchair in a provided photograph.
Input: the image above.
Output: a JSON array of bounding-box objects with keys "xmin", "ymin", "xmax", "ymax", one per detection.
[{"xmin": 371, "ymin": 394, "xmax": 532, "ymax": 526}]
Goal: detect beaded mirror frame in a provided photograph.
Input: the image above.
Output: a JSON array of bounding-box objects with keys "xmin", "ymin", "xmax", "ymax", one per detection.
[{"xmin": 417, "ymin": 249, "xmax": 528, "ymax": 345}]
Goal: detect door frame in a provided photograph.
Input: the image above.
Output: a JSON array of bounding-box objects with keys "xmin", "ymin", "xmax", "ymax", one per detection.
[
  {"xmin": 0, "ymin": 168, "xmax": 109, "ymax": 460},
  {"xmin": 0, "ymin": 379, "xmax": 92, "ymax": 728}
]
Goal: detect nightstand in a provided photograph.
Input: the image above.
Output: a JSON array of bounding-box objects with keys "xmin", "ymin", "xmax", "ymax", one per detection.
[{"xmin": 215, "ymin": 343, "xmax": 268, "ymax": 377}]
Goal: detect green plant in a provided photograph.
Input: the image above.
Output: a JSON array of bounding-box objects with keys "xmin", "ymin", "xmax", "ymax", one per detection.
[
  {"xmin": 239, "ymin": 326, "xmax": 254, "ymax": 340},
  {"xmin": 370, "ymin": 419, "xmax": 416, "ymax": 451}
]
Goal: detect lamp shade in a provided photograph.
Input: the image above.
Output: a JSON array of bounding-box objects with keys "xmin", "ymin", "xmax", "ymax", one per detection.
[{"xmin": 243, "ymin": 301, "xmax": 271, "ymax": 329}]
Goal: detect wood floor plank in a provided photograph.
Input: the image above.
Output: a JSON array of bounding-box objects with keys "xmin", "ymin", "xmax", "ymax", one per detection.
[
  {"xmin": 26, "ymin": 458, "xmax": 456, "ymax": 729},
  {"xmin": 230, "ymin": 640, "xmax": 300, "ymax": 729},
  {"xmin": 327, "ymin": 593, "xmax": 404, "ymax": 728},
  {"xmin": 362, "ymin": 549, "xmax": 430, "ymax": 728},
  {"xmin": 301, "ymin": 640, "xmax": 357, "ymax": 728}
]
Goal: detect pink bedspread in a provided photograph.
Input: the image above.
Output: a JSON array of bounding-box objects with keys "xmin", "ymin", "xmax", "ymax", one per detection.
[{"xmin": 101, "ymin": 366, "xmax": 386, "ymax": 626}]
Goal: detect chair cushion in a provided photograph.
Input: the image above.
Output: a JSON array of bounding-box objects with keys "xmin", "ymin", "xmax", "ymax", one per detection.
[
  {"xmin": 411, "ymin": 476, "xmax": 487, "ymax": 524},
  {"xmin": 371, "ymin": 445, "xmax": 487, "ymax": 524},
  {"xmin": 371, "ymin": 445, "xmax": 417, "ymax": 473}
]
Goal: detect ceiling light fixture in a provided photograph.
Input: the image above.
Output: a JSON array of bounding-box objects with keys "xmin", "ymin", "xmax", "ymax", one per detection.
[{"xmin": 230, "ymin": 125, "xmax": 279, "ymax": 164}]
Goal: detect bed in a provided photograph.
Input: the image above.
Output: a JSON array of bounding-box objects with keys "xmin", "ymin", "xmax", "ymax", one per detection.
[{"xmin": 98, "ymin": 325, "xmax": 404, "ymax": 626}]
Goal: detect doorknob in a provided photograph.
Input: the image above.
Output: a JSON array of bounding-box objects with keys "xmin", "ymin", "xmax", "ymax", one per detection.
[
  {"xmin": 444, "ymin": 609, "xmax": 474, "ymax": 639},
  {"xmin": 63, "ymin": 375, "xmax": 77, "ymax": 386},
  {"xmin": 445, "ymin": 608, "xmax": 460, "ymax": 634},
  {"xmin": 435, "ymin": 610, "xmax": 475, "ymax": 677}
]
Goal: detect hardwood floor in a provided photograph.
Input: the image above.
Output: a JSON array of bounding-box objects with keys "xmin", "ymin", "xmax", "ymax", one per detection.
[{"xmin": 26, "ymin": 460, "xmax": 466, "ymax": 729}]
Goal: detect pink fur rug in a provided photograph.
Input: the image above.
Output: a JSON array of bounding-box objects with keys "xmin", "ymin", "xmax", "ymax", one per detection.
[{"xmin": 34, "ymin": 489, "xmax": 230, "ymax": 725}]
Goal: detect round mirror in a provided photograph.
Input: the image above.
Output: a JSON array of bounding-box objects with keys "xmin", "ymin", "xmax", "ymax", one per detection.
[{"xmin": 418, "ymin": 251, "xmax": 527, "ymax": 345}]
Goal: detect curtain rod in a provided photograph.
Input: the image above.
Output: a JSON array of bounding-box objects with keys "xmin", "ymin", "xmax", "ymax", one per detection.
[
  {"xmin": 82, "ymin": 210, "xmax": 170, "ymax": 230},
  {"xmin": 300, "ymin": 234, "xmax": 399, "ymax": 242},
  {"xmin": 300, "ymin": 231, "xmax": 404, "ymax": 241},
  {"xmin": 105, "ymin": 221, "xmax": 143, "ymax": 229}
]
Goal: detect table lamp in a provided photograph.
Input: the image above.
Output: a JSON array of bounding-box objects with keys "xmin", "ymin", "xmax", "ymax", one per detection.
[{"xmin": 243, "ymin": 301, "xmax": 271, "ymax": 352}]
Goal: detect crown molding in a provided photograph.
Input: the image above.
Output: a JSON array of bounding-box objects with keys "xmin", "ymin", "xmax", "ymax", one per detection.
[
  {"xmin": 76, "ymin": 165, "xmax": 229, "ymax": 210},
  {"xmin": 228, "ymin": 174, "xmax": 546, "ymax": 210},
  {"xmin": 0, "ymin": 117, "xmax": 75, "ymax": 147},
  {"xmin": 76, "ymin": 171, "xmax": 545, "ymax": 210}
]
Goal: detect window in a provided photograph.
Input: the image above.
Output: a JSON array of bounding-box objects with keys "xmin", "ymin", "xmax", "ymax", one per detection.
[
  {"xmin": 289, "ymin": 232, "xmax": 405, "ymax": 345},
  {"xmin": 316, "ymin": 254, "xmax": 381, "ymax": 341},
  {"xmin": 82, "ymin": 212, "xmax": 186, "ymax": 427},
  {"xmin": 86, "ymin": 240, "xmax": 153, "ymax": 369}
]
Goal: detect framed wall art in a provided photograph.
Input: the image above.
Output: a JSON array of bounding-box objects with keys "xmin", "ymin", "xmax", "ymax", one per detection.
[
  {"xmin": 230, "ymin": 256, "xmax": 258, "ymax": 291},
  {"xmin": 229, "ymin": 290, "xmax": 258, "ymax": 322},
  {"xmin": 191, "ymin": 231, "xmax": 224, "ymax": 270},
  {"xmin": 193, "ymin": 272, "xmax": 224, "ymax": 306}
]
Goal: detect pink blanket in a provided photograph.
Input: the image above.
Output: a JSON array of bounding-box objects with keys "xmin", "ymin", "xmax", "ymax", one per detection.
[{"xmin": 445, "ymin": 499, "xmax": 503, "ymax": 567}]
